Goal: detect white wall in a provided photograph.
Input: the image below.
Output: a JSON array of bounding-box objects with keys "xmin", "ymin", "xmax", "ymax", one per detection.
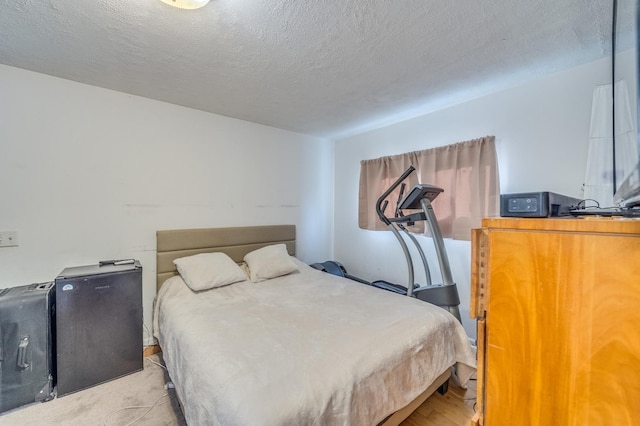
[
  {"xmin": 0, "ymin": 64, "xmax": 334, "ymax": 344},
  {"xmin": 333, "ymin": 55, "xmax": 612, "ymax": 339}
]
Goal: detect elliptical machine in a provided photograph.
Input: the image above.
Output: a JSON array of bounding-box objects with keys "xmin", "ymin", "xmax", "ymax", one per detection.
[
  {"xmin": 311, "ymin": 166, "xmax": 462, "ymax": 323},
  {"xmin": 376, "ymin": 166, "xmax": 461, "ymax": 323}
]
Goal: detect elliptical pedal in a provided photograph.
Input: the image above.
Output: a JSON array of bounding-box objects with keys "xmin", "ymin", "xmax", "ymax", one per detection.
[{"xmin": 371, "ymin": 280, "xmax": 410, "ymax": 295}]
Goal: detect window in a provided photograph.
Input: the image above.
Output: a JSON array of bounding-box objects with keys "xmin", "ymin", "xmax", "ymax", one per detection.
[{"xmin": 358, "ymin": 136, "xmax": 500, "ymax": 240}]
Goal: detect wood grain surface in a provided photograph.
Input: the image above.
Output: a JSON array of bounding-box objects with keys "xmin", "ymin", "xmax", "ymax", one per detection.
[{"xmin": 479, "ymin": 218, "xmax": 640, "ymax": 425}]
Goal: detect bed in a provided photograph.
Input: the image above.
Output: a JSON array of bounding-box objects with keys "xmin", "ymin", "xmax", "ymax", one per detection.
[{"xmin": 153, "ymin": 225, "xmax": 476, "ymax": 425}]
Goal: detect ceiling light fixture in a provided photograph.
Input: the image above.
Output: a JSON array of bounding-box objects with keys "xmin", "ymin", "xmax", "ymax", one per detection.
[{"xmin": 159, "ymin": 0, "xmax": 210, "ymax": 10}]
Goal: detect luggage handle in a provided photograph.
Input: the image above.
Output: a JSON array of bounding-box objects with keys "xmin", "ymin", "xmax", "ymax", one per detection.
[{"xmin": 17, "ymin": 335, "xmax": 30, "ymax": 370}]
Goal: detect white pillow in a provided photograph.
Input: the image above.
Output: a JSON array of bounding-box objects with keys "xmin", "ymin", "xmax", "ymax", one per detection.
[
  {"xmin": 243, "ymin": 244, "xmax": 298, "ymax": 282},
  {"xmin": 173, "ymin": 252, "xmax": 247, "ymax": 291}
]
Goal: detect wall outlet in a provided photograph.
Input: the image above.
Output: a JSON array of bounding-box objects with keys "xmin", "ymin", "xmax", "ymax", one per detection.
[{"xmin": 0, "ymin": 231, "xmax": 18, "ymax": 247}]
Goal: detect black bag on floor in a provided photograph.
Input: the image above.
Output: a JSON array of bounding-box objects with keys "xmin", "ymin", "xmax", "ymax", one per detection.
[{"xmin": 0, "ymin": 282, "xmax": 56, "ymax": 413}]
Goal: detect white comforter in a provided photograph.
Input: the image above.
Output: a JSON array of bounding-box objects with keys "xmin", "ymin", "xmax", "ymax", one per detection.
[{"xmin": 154, "ymin": 259, "xmax": 475, "ymax": 426}]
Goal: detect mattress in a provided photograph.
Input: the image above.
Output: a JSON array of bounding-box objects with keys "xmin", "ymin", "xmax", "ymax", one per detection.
[{"xmin": 154, "ymin": 259, "xmax": 476, "ymax": 425}]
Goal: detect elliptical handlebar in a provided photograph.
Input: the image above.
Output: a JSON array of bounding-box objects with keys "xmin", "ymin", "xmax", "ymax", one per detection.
[{"xmin": 375, "ymin": 166, "xmax": 415, "ymax": 225}]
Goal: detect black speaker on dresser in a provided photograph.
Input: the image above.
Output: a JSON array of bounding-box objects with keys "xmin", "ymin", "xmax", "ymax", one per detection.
[
  {"xmin": 0, "ymin": 282, "xmax": 56, "ymax": 413},
  {"xmin": 55, "ymin": 261, "xmax": 143, "ymax": 397}
]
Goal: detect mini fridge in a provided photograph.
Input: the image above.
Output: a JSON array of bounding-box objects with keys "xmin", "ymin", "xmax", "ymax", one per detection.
[
  {"xmin": 0, "ymin": 282, "xmax": 56, "ymax": 413},
  {"xmin": 55, "ymin": 261, "xmax": 142, "ymax": 396}
]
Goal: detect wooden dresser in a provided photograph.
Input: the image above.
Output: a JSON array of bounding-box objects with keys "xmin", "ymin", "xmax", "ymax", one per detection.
[{"xmin": 470, "ymin": 217, "xmax": 640, "ymax": 426}]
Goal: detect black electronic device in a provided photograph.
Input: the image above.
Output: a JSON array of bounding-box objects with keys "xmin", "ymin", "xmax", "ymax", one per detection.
[
  {"xmin": 500, "ymin": 192, "xmax": 581, "ymax": 217},
  {"xmin": 0, "ymin": 282, "xmax": 56, "ymax": 413},
  {"xmin": 55, "ymin": 261, "xmax": 142, "ymax": 396},
  {"xmin": 569, "ymin": 206, "xmax": 640, "ymax": 217},
  {"xmin": 398, "ymin": 184, "xmax": 444, "ymax": 209}
]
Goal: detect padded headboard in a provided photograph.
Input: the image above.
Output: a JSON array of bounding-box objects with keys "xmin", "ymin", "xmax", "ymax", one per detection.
[{"xmin": 156, "ymin": 225, "xmax": 296, "ymax": 291}]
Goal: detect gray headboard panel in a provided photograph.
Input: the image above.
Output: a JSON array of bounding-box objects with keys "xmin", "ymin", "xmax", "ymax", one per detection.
[{"xmin": 156, "ymin": 225, "xmax": 296, "ymax": 291}]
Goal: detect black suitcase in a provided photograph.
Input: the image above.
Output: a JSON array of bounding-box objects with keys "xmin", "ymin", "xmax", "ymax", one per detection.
[{"xmin": 0, "ymin": 282, "xmax": 56, "ymax": 413}]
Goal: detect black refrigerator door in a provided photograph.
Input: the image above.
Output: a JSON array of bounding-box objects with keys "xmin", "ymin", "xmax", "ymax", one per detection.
[{"xmin": 55, "ymin": 268, "xmax": 142, "ymax": 396}]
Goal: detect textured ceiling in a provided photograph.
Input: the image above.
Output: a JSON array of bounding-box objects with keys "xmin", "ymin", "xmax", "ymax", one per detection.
[{"xmin": 0, "ymin": 0, "xmax": 614, "ymax": 139}]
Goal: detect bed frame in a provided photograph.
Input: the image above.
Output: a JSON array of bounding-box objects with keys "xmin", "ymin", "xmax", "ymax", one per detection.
[{"xmin": 155, "ymin": 224, "xmax": 450, "ymax": 426}]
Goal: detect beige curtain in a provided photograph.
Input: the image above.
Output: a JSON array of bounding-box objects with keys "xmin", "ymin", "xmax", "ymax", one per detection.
[{"xmin": 358, "ymin": 136, "xmax": 500, "ymax": 240}]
